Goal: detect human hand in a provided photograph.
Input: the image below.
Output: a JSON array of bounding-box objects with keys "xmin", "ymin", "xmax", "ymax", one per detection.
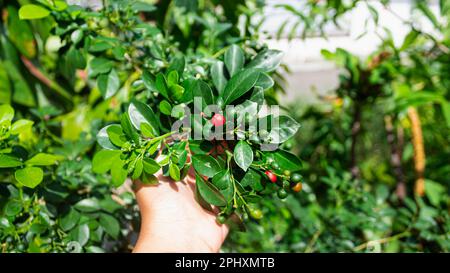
[{"xmin": 132, "ymin": 168, "xmax": 229, "ymax": 253}]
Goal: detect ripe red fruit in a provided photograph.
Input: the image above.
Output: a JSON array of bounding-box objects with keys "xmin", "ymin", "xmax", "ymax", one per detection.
[
  {"xmin": 211, "ymin": 113, "xmax": 226, "ymax": 126},
  {"xmin": 265, "ymin": 170, "xmax": 277, "ymax": 183}
]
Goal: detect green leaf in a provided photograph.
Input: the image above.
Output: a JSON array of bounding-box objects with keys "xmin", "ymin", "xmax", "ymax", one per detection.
[
  {"xmin": 141, "ymin": 172, "xmax": 158, "ymax": 185},
  {"xmin": 196, "ymin": 174, "xmax": 227, "ymax": 206},
  {"xmin": 143, "ymin": 158, "xmax": 161, "ymax": 175},
  {"xmin": 0, "ymin": 64, "xmax": 11, "ymax": 104},
  {"xmin": 142, "ymin": 71, "xmax": 157, "ymax": 92},
  {"xmin": 128, "ymin": 100, "xmax": 160, "ymax": 136},
  {"xmin": 167, "ymin": 70, "xmax": 179, "ymax": 86},
  {"xmin": 156, "ymin": 154, "xmax": 170, "ymax": 166},
  {"xmin": 0, "ymin": 154, "xmax": 23, "ymax": 168},
  {"xmin": 25, "ymin": 153, "xmax": 62, "ymax": 166},
  {"xmin": 169, "ymin": 162, "xmax": 181, "ymax": 181},
  {"xmin": 70, "ymin": 29, "xmax": 83, "ymax": 45},
  {"xmin": 19, "ymin": 4, "xmax": 50, "ymax": 20},
  {"xmin": 212, "ymin": 170, "xmax": 232, "ymax": 190},
  {"xmin": 224, "ymin": 45, "xmax": 245, "ymax": 77},
  {"xmin": 10, "ymin": 119, "xmax": 33, "ymax": 135},
  {"xmin": 441, "ymin": 101, "xmax": 450, "ymax": 128},
  {"xmin": 221, "ymin": 68, "xmax": 260, "ymax": 105},
  {"xmin": 99, "ymin": 213, "xmax": 120, "ymax": 239},
  {"xmin": 269, "ymin": 150, "xmax": 302, "ymax": 172},
  {"xmin": 5, "ymin": 200, "xmax": 22, "ymax": 216},
  {"xmin": 155, "ymin": 73, "xmax": 169, "ymax": 99},
  {"xmin": 70, "ymin": 224, "xmax": 90, "ymax": 246},
  {"xmin": 89, "ymin": 58, "xmax": 113, "ymax": 77},
  {"xmin": 97, "ymin": 125, "xmax": 119, "ymax": 150},
  {"xmin": 169, "ymin": 84, "xmax": 184, "ymax": 102},
  {"xmin": 247, "ymin": 50, "xmax": 283, "ymax": 72},
  {"xmin": 74, "ymin": 198, "xmax": 100, "ymax": 212},
  {"xmin": 167, "ymin": 55, "xmax": 185, "ymax": 76},
  {"xmin": 211, "ymin": 61, "xmax": 227, "ymax": 94},
  {"xmin": 4, "ymin": 61, "xmax": 35, "ymax": 106},
  {"xmin": 121, "ymin": 113, "xmax": 140, "ymax": 144},
  {"xmin": 240, "ymin": 169, "xmax": 263, "ymax": 191},
  {"xmin": 425, "ymin": 179, "xmax": 445, "ymax": 207},
  {"xmin": 234, "ymin": 141, "xmax": 253, "ymax": 171},
  {"xmin": 400, "ymin": 30, "xmax": 420, "ymax": 51},
  {"xmin": 6, "ymin": 7, "xmax": 36, "ymax": 58},
  {"xmin": 255, "ymin": 73, "xmax": 274, "ymax": 90},
  {"xmin": 193, "ymin": 80, "xmax": 214, "ymax": 107},
  {"xmin": 97, "ymin": 69, "xmax": 120, "ymax": 99},
  {"xmin": 267, "ymin": 115, "xmax": 300, "ymax": 144},
  {"xmin": 0, "ymin": 104, "xmax": 14, "ymax": 123},
  {"xmin": 111, "ymin": 156, "xmax": 127, "ymax": 187},
  {"xmin": 192, "ymin": 154, "xmax": 221, "ymax": 178},
  {"xmin": 250, "ymin": 87, "xmax": 264, "ymax": 105},
  {"xmin": 132, "ymin": 158, "xmax": 144, "ymax": 180},
  {"xmin": 140, "ymin": 123, "xmax": 155, "ymax": 138},
  {"xmin": 106, "ymin": 124, "xmax": 126, "ymax": 147},
  {"xmin": 159, "ymin": 100, "xmax": 172, "ymax": 115},
  {"xmin": 131, "ymin": 1, "xmax": 157, "ymax": 12},
  {"xmin": 92, "ymin": 150, "xmax": 121, "ymax": 174},
  {"xmin": 60, "ymin": 208, "xmax": 80, "ymax": 231},
  {"xmin": 15, "ymin": 167, "xmax": 44, "ymax": 188}
]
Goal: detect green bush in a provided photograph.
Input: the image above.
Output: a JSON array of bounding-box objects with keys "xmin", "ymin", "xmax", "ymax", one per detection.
[{"xmin": 0, "ymin": 0, "xmax": 449, "ymax": 253}]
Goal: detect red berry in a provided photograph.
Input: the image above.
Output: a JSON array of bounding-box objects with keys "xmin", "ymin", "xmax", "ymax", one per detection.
[
  {"xmin": 211, "ymin": 113, "xmax": 226, "ymax": 126},
  {"xmin": 265, "ymin": 170, "xmax": 277, "ymax": 183}
]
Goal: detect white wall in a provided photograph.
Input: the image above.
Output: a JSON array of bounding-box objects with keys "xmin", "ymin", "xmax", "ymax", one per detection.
[{"xmin": 259, "ymin": 0, "xmax": 442, "ymax": 102}]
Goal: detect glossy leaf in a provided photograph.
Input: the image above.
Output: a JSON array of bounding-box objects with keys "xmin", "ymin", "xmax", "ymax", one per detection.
[
  {"xmin": 267, "ymin": 115, "xmax": 300, "ymax": 144},
  {"xmin": 99, "ymin": 213, "xmax": 120, "ymax": 239},
  {"xmin": 196, "ymin": 174, "xmax": 227, "ymax": 206},
  {"xmin": 128, "ymin": 101, "xmax": 160, "ymax": 136},
  {"xmin": 15, "ymin": 167, "xmax": 44, "ymax": 188},
  {"xmin": 221, "ymin": 68, "xmax": 260, "ymax": 104},
  {"xmin": 25, "ymin": 153, "xmax": 63, "ymax": 166},
  {"xmin": 19, "ymin": 5, "xmax": 50, "ymax": 20},
  {"xmin": 97, "ymin": 125, "xmax": 119, "ymax": 150},
  {"xmin": 234, "ymin": 141, "xmax": 253, "ymax": 171},
  {"xmin": 97, "ymin": 69, "xmax": 120, "ymax": 99},
  {"xmin": 211, "ymin": 61, "xmax": 227, "ymax": 94},
  {"xmin": 169, "ymin": 162, "xmax": 181, "ymax": 181},
  {"xmin": 246, "ymin": 49, "xmax": 283, "ymax": 72},
  {"xmin": 224, "ymin": 45, "xmax": 245, "ymax": 77},
  {"xmin": 10, "ymin": 119, "xmax": 33, "ymax": 135},
  {"xmin": 0, "ymin": 154, "xmax": 23, "ymax": 168},
  {"xmin": 60, "ymin": 208, "xmax": 80, "ymax": 231},
  {"xmin": 92, "ymin": 150, "xmax": 121, "ymax": 174},
  {"xmin": 192, "ymin": 154, "xmax": 221, "ymax": 178}
]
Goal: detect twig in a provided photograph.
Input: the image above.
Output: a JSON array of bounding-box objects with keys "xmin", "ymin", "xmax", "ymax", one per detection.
[
  {"xmin": 408, "ymin": 107, "xmax": 425, "ymax": 197},
  {"xmin": 353, "ymin": 231, "xmax": 410, "ymax": 252},
  {"xmin": 304, "ymin": 229, "xmax": 322, "ymax": 253},
  {"xmin": 20, "ymin": 56, "xmax": 72, "ymax": 101}
]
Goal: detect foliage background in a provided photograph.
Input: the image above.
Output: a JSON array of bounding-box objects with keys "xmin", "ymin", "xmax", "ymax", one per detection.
[{"xmin": 0, "ymin": 0, "xmax": 449, "ymax": 253}]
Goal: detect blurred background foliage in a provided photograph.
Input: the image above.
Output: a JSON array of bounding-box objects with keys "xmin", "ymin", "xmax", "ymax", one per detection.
[{"xmin": 0, "ymin": 0, "xmax": 449, "ymax": 253}]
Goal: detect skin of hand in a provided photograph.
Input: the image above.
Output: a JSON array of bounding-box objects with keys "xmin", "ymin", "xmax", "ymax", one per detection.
[{"xmin": 132, "ymin": 168, "xmax": 229, "ymax": 253}]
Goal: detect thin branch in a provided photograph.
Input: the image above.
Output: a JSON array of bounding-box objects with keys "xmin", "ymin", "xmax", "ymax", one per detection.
[
  {"xmin": 20, "ymin": 56, "xmax": 72, "ymax": 101},
  {"xmin": 408, "ymin": 107, "xmax": 426, "ymax": 197}
]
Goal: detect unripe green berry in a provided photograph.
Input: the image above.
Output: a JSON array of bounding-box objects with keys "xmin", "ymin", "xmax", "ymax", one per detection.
[
  {"xmin": 291, "ymin": 173, "xmax": 302, "ymax": 182},
  {"xmin": 277, "ymin": 188, "xmax": 288, "ymax": 199},
  {"xmin": 216, "ymin": 215, "xmax": 226, "ymax": 224}
]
